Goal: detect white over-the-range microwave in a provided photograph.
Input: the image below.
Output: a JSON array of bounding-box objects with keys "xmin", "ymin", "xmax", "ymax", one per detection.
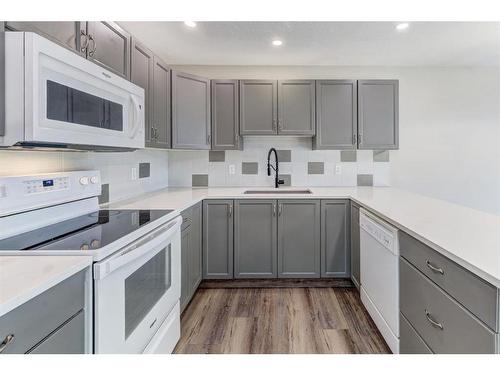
[{"xmin": 1, "ymin": 32, "xmax": 145, "ymax": 151}]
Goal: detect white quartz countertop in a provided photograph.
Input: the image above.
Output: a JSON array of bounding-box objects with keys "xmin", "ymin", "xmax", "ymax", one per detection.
[
  {"xmin": 108, "ymin": 187, "xmax": 500, "ymax": 288},
  {"xmin": 0, "ymin": 256, "xmax": 92, "ymax": 316}
]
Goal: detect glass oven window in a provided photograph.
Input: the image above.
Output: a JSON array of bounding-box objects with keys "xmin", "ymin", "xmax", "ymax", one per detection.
[
  {"xmin": 124, "ymin": 245, "xmax": 171, "ymax": 339},
  {"xmin": 46, "ymin": 80, "xmax": 123, "ymax": 131}
]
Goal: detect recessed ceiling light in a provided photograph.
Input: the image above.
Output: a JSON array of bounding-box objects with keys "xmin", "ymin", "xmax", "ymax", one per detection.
[
  {"xmin": 272, "ymin": 39, "xmax": 283, "ymax": 46},
  {"xmin": 184, "ymin": 21, "xmax": 197, "ymax": 28},
  {"xmin": 396, "ymin": 22, "xmax": 409, "ymax": 31}
]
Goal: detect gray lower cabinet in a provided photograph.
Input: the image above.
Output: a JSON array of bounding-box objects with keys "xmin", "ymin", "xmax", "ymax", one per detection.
[
  {"xmin": 320, "ymin": 200, "xmax": 350, "ymax": 278},
  {"xmin": 180, "ymin": 224, "xmax": 191, "ymax": 312},
  {"xmin": 314, "ymin": 80, "xmax": 357, "ymax": 149},
  {"xmin": 234, "ymin": 200, "xmax": 277, "ymax": 278},
  {"xmin": 203, "ymin": 200, "xmax": 234, "ymax": 279},
  {"xmin": 172, "ymin": 71, "xmax": 211, "ymax": 149},
  {"xmin": 239, "ymin": 80, "xmax": 277, "ymax": 135},
  {"xmin": 211, "ymin": 80, "xmax": 241, "ymax": 150},
  {"xmin": 189, "ymin": 202, "xmax": 203, "ymax": 293},
  {"xmin": 357, "ymin": 80, "xmax": 399, "ymax": 150},
  {"xmin": 277, "ymin": 200, "xmax": 321, "ymax": 278},
  {"xmin": 151, "ymin": 56, "xmax": 171, "ymax": 148},
  {"xmin": 277, "ymin": 80, "xmax": 315, "ymax": 135},
  {"xmin": 350, "ymin": 202, "xmax": 360, "ymax": 288},
  {"xmin": 399, "ymin": 313, "xmax": 432, "ymax": 354},
  {"xmin": 0, "ymin": 270, "xmax": 86, "ymax": 354}
]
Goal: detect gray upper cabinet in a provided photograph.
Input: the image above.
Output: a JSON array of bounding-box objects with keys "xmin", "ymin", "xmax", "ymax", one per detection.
[
  {"xmin": 278, "ymin": 80, "xmax": 315, "ymax": 135},
  {"xmin": 321, "ymin": 200, "xmax": 351, "ymax": 278},
  {"xmin": 151, "ymin": 57, "xmax": 171, "ymax": 148},
  {"xmin": 5, "ymin": 21, "xmax": 86, "ymax": 56},
  {"xmin": 203, "ymin": 200, "xmax": 234, "ymax": 279},
  {"xmin": 234, "ymin": 200, "xmax": 277, "ymax": 278},
  {"xmin": 172, "ymin": 71, "xmax": 211, "ymax": 149},
  {"xmin": 211, "ymin": 80, "xmax": 241, "ymax": 150},
  {"xmin": 85, "ymin": 22, "xmax": 130, "ymax": 79},
  {"xmin": 278, "ymin": 200, "xmax": 321, "ymax": 278},
  {"xmin": 314, "ymin": 80, "xmax": 357, "ymax": 149},
  {"xmin": 130, "ymin": 38, "xmax": 153, "ymax": 146},
  {"xmin": 350, "ymin": 203, "xmax": 360, "ymax": 289},
  {"xmin": 239, "ymin": 80, "xmax": 277, "ymax": 135},
  {"xmin": 358, "ymin": 80, "xmax": 399, "ymax": 150}
]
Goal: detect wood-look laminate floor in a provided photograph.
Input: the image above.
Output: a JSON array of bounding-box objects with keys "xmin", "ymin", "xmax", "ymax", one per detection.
[{"xmin": 174, "ymin": 285, "xmax": 391, "ymax": 354}]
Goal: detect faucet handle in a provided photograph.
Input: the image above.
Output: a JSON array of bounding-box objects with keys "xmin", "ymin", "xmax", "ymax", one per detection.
[{"xmin": 277, "ymin": 179, "xmax": 285, "ymax": 185}]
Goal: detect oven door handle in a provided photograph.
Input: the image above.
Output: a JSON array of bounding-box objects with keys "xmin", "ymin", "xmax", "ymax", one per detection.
[{"xmin": 94, "ymin": 216, "xmax": 182, "ymax": 280}]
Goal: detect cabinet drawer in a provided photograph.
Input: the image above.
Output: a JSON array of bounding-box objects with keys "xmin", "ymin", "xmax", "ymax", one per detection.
[
  {"xmin": 0, "ymin": 271, "xmax": 85, "ymax": 354},
  {"xmin": 399, "ymin": 231, "xmax": 498, "ymax": 331},
  {"xmin": 28, "ymin": 310, "xmax": 85, "ymax": 354},
  {"xmin": 400, "ymin": 258, "xmax": 496, "ymax": 353},
  {"xmin": 181, "ymin": 207, "xmax": 193, "ymax": 230},
  {"xmin": 399, "ymin": 312, "xmax": 432, "ymax": 354}
]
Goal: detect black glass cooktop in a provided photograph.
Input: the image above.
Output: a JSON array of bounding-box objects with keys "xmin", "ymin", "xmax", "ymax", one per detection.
[{"xmin": 0, "ymin": 209, "xmax": 174, "ymax": 251}]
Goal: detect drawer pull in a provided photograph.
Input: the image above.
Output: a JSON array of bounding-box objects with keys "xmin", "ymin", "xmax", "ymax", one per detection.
[
  {"xmin": 425, "ymin": 310, "xmax": 443, "ymax": 330},
  {"xmin": 0, "ymin": 334, "xmax": 14, "ymax": 354},
  {"xmin": 426, "ymin": 260, "xmax": 444, "ymax": 275}
]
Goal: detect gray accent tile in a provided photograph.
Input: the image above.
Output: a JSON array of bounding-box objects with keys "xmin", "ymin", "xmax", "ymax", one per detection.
[
  {"xmin": 357, "ymin": 174, "xmax": 373, "ymax": 186},
  {"xmin": 278, "ymin": 174, "xmax": 292, "ymax": 187},
  {"xmin": 209, "ymin": 150, "xmax": 225, "ymax": 162},
  {"xmin": 308, "ymin": 162, "xmax": 324, "ymax": 175},
  {"xmin": 277, "ymin": 150, "xmax": 291, "ymax": 162},
  {"xmin": 373, "ymin": 150, "xmax": 390, "ymax": 162},
  {"xmin": 340, "ymin": 150, "xmax": 357, "ymax": 162},
  {"xmin": 192, "ymin": 174, "xmax": 209, "ymax": 187},
  {"xmin": 139, "ymin": 163, "xmax": 150, "ymax": 178},
  {"xmin": 241, "ymin": 162, "xmax": 258, "ymax": 175},
  {"xmin": 98, "ymin": 184, "xmax": 109, "ymax": 204}
]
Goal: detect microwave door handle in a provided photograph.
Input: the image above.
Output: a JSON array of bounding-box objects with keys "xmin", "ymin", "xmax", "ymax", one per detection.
[
  {"xmin": 94, "ymin": 216, "xmax": 182, "ymax": 280},
  {"xmin": 129, "ymin": 95, "xmax": 143, "ymax": 139}
]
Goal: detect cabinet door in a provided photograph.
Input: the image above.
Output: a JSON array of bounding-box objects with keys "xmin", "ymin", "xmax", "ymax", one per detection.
[
  {"xmin": 151, "ymin": 56, "xmax": 171, "ymax": 149},
  {"xmin": 86, "ymin": 22, "xmax": 130, "ymax": 79},
  {"xmin": 321, "ymin": 200, "xmax": 351, "ymax": 278},
  {"xmin": 211, "ymin": 80, "xmax": 241, "ymax": 150},
  {"xmin": 5, "ymin": 21, "xmax": 86, "ymax": 56},
  {"xmin": 189, "ymin": 202, "xmax": 203, "ymax": 292},
  {"xmin": 314, "ymin": 80, "xmax": 357, "ymax": 149},
  {"xmin": 203, "ymin": 200, "xmax": 234, "ymax": 279},
  {"xmin": 130, "ymin": 38, "xmax": 154, "ymax": 146},
  {"xmin": 278, "ymin": 80, "xmax": 315, "ymax": 135},
  {"xmin": 358, "ymin": 80, "xmax": 399, "ymax": 150},
  {"xmin": 239, "ymin": 80, "xmax": 277, "ymax": 135},
  {"xmin": 1, "ymin": 22, "xmax": 4, "ymax": 137},
  {"xmin": 277, "ymin": 200, "xmax": 321, "ymax": 278},
  {"xmin": 172, "ymin": 71, "xmax": 211, "ymax": 149},
  {"xmin": 350, "ymin": 203, "xmax": 360, "ymax": 288},
  {"xmin": 180, "ymin": 225, "xmax": 191, "ymax": 312},
  {"xmin": 234, "ymin": 200, "xmax": 277, "ymax": 278}
]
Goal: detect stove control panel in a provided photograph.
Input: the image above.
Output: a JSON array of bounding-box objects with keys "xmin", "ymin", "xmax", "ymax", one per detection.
[{"xmin": 23, "ymin": 176, "xmax": 69, "ymax": 194}]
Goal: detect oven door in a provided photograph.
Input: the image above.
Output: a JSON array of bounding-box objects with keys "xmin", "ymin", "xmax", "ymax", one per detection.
[
  {"xmin": 93, "ymin": 216, "xmax": 181, "ymax": 354},
  {"xmin": 24, "ymin": 32, "xmax": 145, "ymax": 149}
]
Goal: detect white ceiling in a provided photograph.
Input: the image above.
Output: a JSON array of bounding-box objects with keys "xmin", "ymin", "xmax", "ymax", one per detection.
[{"xmin": 119, "ymin": 22, "xmax": 500, "ymax": 66}]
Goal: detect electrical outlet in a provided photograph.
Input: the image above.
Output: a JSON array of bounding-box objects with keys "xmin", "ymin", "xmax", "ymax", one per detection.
[
  {"xmin": 228, "ymin": 164, "xmax": 236, "ymax": 175},
  {"xmin": 131, "ymin": 167, "xmax": 138, "ymax": 181},
  {"xmin": 335, "ymin": 165, "xmax": 342, "ymax": 175}
]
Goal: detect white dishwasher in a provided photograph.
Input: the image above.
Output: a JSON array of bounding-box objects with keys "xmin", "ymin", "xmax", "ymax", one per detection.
[{"xmin": 359, "ymin": 209, "xmax": 399, "ymax": 353}]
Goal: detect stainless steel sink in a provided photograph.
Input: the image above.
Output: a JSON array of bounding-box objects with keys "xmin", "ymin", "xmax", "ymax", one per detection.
[{"xmin": 243, "ymin": 189, "xmax": 313, "ymax": 195}]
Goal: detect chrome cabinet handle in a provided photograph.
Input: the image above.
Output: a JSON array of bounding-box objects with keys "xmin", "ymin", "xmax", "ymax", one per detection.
[
  {"xmin": 358, "ymin": 132, "xmax": 363, "ymax": 145},
  {"xmin": 278, "ymin": 204, "xmax": 282, "ymax": 216},
  {"xmin": 0, "ymin": 334, "xmax": 15, "ymax": 354},
  {"xmin": 273, "ymin": 204, "xmax": 276, "ymax": 217},
  {"xmin": 151, "ymin": 126, "xmax": 156, "ymax": 141},
  {"xmin": 207, "ymin": 134, "xmax": 211, "ymax": 145},
  {"xmin": 353, "ymin": 133, "xmax": 357, "ymax": 145},
  {"xmin": 234, "ymin": 133, "xmax": 239, "ymax": 146},
  {"xmin": 278, "ymin": 119, "xmax": 283, "ymax": 131},
  {"xmin": 88, "ymin": 34, "xmax": 96, "ymax": 57},
  {"xmin": 80, "ymin": 30, "xmax": 89, "ymax": 52},
  {"xmin": 228, "ymin": 204, "xmax": 233, "ymax": 217},
  {"xmin": 272, "ymin": 119, "xmax": 277, "ymax": 131},
  {"xmin": 425, "ymin": 310, "xmax": 443, "ymax": 330},
  {"xmin": 426, "ymin": 260, "xmax": 444, "ymax": 275}
]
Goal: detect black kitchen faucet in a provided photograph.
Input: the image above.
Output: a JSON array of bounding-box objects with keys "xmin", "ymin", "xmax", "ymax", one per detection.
[{"xmin": 267, "ymin": 148, "xmax": 285, "ymax": 188}]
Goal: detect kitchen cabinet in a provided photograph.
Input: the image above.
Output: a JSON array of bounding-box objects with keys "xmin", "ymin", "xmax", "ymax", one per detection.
[
  {"xmin": 350, "ymin": 202, "xmax": 360, "ymax": 289},
  {"xmin": 277, "ymin": 80, "xmax": 315, "ymax": 135},
  {"xmin": 151, "ymin": 57, "xmax": 171, "ymax": 148},
  {"xmin": 277, "ymin": 200, "xmax": 321, "ymax": 278},
  {"xmin": 211, "ymin": 80, "xmax": 241, "ymax": 150},
  {"xmin": 203, "ymin": 200, "xmax": 234, "ymax": 279},
  {"xmin": 357, "ymin": 80, "xmax": 399, "ymax": 150},
  {"xmin": 320, "ymin": 200, "xmax": 351, "ymax": 278},
  {"xmin": 1, "ymin": 22, "xmax": 4, "ymax": 137},
  {"xmin": 234, "ymin": 200, "xmax": 277, "ymax": 278},
  {"xmin": 130, "ymin": 38, "xmax": 154, "ymax": 146},
  {"xmin": 85, "ymin": 22, "xmax": 130, "ymax": 79},
  {"xmin": 172, "ymin": 71, "xmax": 211, "ymax": 149},
  {"xmin": 180, "ymin": 225, "xmax": 191, "ymax": 312},
  {"xmin": 314, "ymin": 80, "xmax": 357, "ymax": 149}
]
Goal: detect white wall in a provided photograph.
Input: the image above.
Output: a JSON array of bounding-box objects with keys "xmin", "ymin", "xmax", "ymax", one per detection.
[{"xmin": 174, "ymin": 65, "xmax": 500, "ymax": 215}]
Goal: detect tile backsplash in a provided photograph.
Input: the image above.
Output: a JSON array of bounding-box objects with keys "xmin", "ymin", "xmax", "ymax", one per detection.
[{"xmin": 168, "ymin": 137, "xmax": 391, "ymax": 187}]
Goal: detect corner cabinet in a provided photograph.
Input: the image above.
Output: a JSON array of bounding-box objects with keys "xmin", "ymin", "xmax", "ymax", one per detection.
[
  {"xmin": 211, "ymin": 80, "xmax": 241, "ymax": 150},
  {"xmin": 357, "ymin": 80, "xmax": 399, "ymax": 150},
  {"xmin": 350, "ymin": 202, "xmax": 360, "ymax": 289},
  {"xmin": 172, "ymin": 71, "xmax": 211, "ymax": 149}
]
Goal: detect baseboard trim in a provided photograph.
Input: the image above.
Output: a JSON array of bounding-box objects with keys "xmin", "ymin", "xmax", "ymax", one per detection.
[{"xmin": 199, "ymin": 278, "xmax": 355, "ymax": 289}]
